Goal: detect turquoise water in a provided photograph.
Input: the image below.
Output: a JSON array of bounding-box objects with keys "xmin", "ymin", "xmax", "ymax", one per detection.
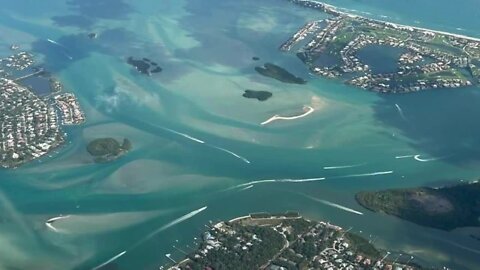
[{"xmin": 0, "ymin": 0, "xmax": 480, "ymax": 269}]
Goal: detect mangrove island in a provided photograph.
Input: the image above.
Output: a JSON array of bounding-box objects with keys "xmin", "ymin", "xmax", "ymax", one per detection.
[
  {"xmin": 356, "ymin": 181, "xmax": 480, "ymax": 230},
  {"xmin": 87, "ymin": 138, "xmax": 132, "ymax": 163},
  {"xmin": 255, "ymin": 63, "xmax": 307, "ymax": 84}
]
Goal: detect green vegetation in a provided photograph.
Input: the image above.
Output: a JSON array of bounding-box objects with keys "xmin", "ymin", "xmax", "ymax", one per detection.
[
  {"xmin": 86, "ymin": 138, "xmax": 132, "ymax": 163},
  {"xmin": 284, "ymin": 0, "xmax": 480, "ymax": 92},
  {"xmin": 345, "ymin": 232, "xmax": 381, "ymax": 259},
  {"xmin": 171, "ymin": 214, "xmax": 424, "ymax": 270},
  {"xmin": 184, "ymin": 225, "xmax": 285, "ymax": 270},
  {"xmin": 255, "ymin": 63, "xmax": 307, "ymax": 84},
  {"xmin": 356, "ymin": 182, "xmax": 480, "ymax": 230},
  {"xmin": 242, "ymin": 89, "xmax": 272, "ymax": 101}
]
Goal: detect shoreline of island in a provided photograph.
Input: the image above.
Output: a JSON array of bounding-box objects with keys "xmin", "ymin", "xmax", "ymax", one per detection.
[
  {"xmin": 288, "ymin": 0, "xmax": 480, "ymax": 42},
  {"xmin": 167, "ymin": 212, "xmax": 423, "ymax": 270}
]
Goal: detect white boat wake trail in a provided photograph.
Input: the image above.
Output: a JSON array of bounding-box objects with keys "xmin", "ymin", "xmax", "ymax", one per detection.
[
  {"xmin": 133, "ymin": 206, "xmax": 208, "ymax": 249},
  {"xmin": 91, "ymin": 251, "xmax": 127, "ymax": 270},
  {"xmin": 335, "ymin": 171, "xmax": 393, "ymax": 179},
  {"xmin": 233, "ymin": 177, "xmax": 326, "ymax": 190},
  {"xmin": 47, "ymin": 39, "xmax": 73, "ymax": 60},
  {"xmin": 162, "ymin": 127, "xmax": 250, "ymax": 164},
  {"xmin": 395, "ymin": 155, "xmax": 415, "ymax": 159},
  {"xmin": 303, "ymin": 194, "xmax": 364, "ymax": 215},
  {"xmin": 414, "ymin": 155, "xmax": 441, "ymax": 162},
  {"xmin": 162, "ymin": 127, "xmax": 205, "ymax": 144},
  {"xmin": 212, "ymin": 146, "xmax": 251, "ymax": 164},
  {"xmin": 45, "ymin": 215, "xmax": 71, "ymax": 232},
  {"xmin": 90, "ymin": 207, "xmax": 207, "ymax": 269},
  {"xmin": 395, "ymin": 103, "xmax": 407, "ymax": 121},
  {"xmin": 323, "ymin": 163, "xmax": 365, "ymax": 170},
  {"xmin": 47, "ymin": 38, "xmax": 67, "ymax": 49},
  {"xmin": 240, "ymin": 185, "xmax": 254, "ymax": 191}
]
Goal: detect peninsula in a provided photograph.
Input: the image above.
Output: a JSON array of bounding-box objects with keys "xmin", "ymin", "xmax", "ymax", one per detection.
[
  {"xmin": 167, "ymin": 212, "xmax": 422, "ymax": 270},
  {"xmin": 356, "ymin": 181, "xmax": 480, "ymax": 230},
  {"xmin": 0, "ymin": 50, "xmax": 85, "ymax": 168},
  {"xmin": 282, "ymin": 0, "xmax": 480, "ymax": 93}
]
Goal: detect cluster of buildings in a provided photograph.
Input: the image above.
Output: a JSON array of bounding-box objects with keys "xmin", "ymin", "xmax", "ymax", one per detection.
[
  {"xmin": 279, "ymin": 21, "xmax": 320, "ymax": 51},
  {"xmin": 54, "ymin": 93, "xmax": 85, "ymax": 125},
  {"xmin": 169, "ymin": 214, "xmax": 421, "ymax": 270},
  {"xmin": 268, "ymin": 220, "xmax": 416, "ymax": 270},
  {"xmin": 0, "ymin": 78, "xmax": 62, "ymax": 168},
  {"xmin": 282, "ymin": 0, "xmax": 480, "ymax": 93},
  {"xmin": 0, "ymin": 50, "xmax": 85, "ymax": 168},
  {"xmin": 0, "ymin": 51, "xmax": 34, "ymax": 70},
  {"xmin": 398, "ymin": 52, "xmax": 423, "ymax": 65}
]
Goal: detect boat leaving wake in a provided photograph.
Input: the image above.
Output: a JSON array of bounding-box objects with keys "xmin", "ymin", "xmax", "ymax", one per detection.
[
  {"xmin": 240, "ymin": 185, "xmax": 254, "ymax": 191},
  {"xmin": 335, "ymin": 171, "xmax": 393, "ymax": 178},
  {"xmin": 414, "ymin": 155, "xmax": 441, "ymax": 162},
  {"xmin": 162, "ymin": 127, "xmax": 251, "ymax": 164},
  {"xmin": 212, "ymin": 146, "xmax": 251, "ymax": 164},
  {"xmin": 323, "ymin": 163, "xmax": 365, "ymax": 170},
  {"xmin": 133, "ymin": 206, "xmax": 208, "ymax": 249},
  {"xmin": 303, "ymin": 194, "xmax": 364, "ymax": 215},
  {"xmin": 47, "ymin": 38, "xmax": 67, "ymax": 49},
  {"xmin": 395, "ymin": 155, "xmax": 415, "ymax": 159},
  {"xmin": 162, "ymin": 127, "xmax": 205, "ymax": 144},
  {"xmin": 45, "ymin": 215, "xmax": 71, "ymax": 232},
  {"xmin": 90, "ymin": 207, "xmax": 207, "ymax": 268},
  {"xmin": 395, "ymin": 103, "xmax": 407, "ymax": 121},
  {"xmin": 261, "ymin": 105, "xmax": 314, "ymax": 125},
  {"xmin": 233, "ymin": 177, "xmax": 326, "ymax": 189},
  {"xmin": 91, "ymin": 251, "xmax": 127, "ymax": 270},
  {"xmin": 47, "ymin": 38, "xmax": 73, "ymax": 60},
  {"xmin": 395, "ymin": 154, "xmax": 442, "ymax": 162}
]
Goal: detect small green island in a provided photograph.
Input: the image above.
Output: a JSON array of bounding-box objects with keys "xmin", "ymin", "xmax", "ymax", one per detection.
[
  {"xmin": 242, "ymin": 89, "xmax": 273, "ymax": 101},
  {"xmin": 356, "ymin": 181, "xmax": 480, "ymax": 230},
  {"xmin": 255, "ymin": 63, "xmax": 307, "ymax": 84},
  {"xmin": 167, "ymin": 212, "xmax": 422, "ymax": 270},
  {"xmin": 86, "ymin": 138, "xmax": 132, "ymax": 163}
]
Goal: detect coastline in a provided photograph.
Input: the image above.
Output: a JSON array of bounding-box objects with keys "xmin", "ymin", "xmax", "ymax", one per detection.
[
  {"xmin": 261, "ymin": 105, "xmax": 315, "ymax": 125},
  {"xmin": 292, "ymin": 0, "xmax": 480, "ymax": 42}
]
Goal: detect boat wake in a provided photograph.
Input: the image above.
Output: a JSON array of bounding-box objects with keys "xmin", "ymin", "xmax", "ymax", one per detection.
[
  {"xmin": 47, "ymin": 39, "xmax": 73, "ymax": 60},
  {"xmin": 335, "ymin": 170, "xmax": 393, "ymax": 178},
  {"xmin": 162, "ymin": 127, "xmax": 251, "ymax": 164},
  {"xmin": 212, "ymin": 146, "xmax": 250, "ymax": 164},
  {"xmin": 323, "ymin": 163, "xmax": 365, "ymax": 170},
  {"xmin": 89, "ymin": 207, "xmax": 207, "ymax": 268},
  {"xmin": 45, "ymin": 215, "xmax": 71, "ymax": 232},
  {"xmin": 413, "ymin": 155, "xmax": 441, "ymax": 162},
  {"xmin": 162, "ymin": 127, "xmax": 205, "ymax": 144},
  {"xmin": 133, "ymin": 206, "xmax": 208, "ymax": 248},
  {"xmin": 61, "ymin": 51, "xmax": 73, "ymax": 60},
  {"xmin": 303, "ymin": 195, "xmax": 364, "ymax": 215},
  {"xmin": 240, "ymin": 185, "xmax": 254, "ymax": 191},
  {"xmin": 394, "ymin": 103, "xmax": 407, "ymax": 121},
  {"xmin": 91, "ymin": 251, "xmax": 127, "ymax": 270},
  {"xmin": 233, "ymin": 177, "xmax": 326, "ymax": 190},
  {"xmin": 395, "ymin": 155, "xmax": 415, "ymax": 159},
  {"xmin": 47, "ymin": 38, "xmax": 67, "ymax": 49}
]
